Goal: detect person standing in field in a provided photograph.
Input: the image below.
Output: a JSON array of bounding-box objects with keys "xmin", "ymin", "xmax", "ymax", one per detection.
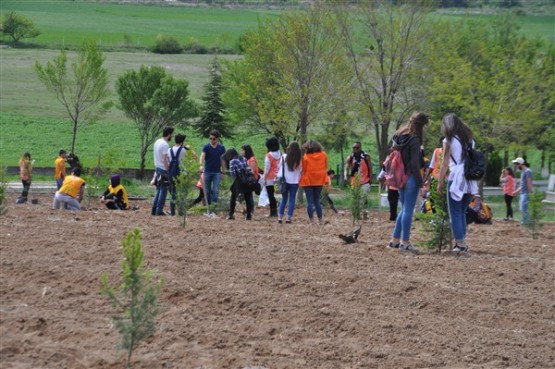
[
  {"xmin": 512, "ymin": 157, "xmax": 534, "ymax": 225},
  {"xmin": 500, "ymin": 167, "xmax": 516, "ymax": 221},
  {"xmin": 387, "ymin": 111, "xmax": 429, "ymax": 251},
  {"xmin": 167, "ymin": 133, "xmax": 187, "ymax": 216},
  {"xmin": 54, "ymin": 150, "xmax": 67, "ymax": 190},
  {"xmin": 299, "ymin": 140, "xmax": 328, "ymax": 225},
  {"xmin": 52, "ymin": 167, "xmax": 86, "ymax": 211},
  {"xmin": 199, "ymin": 129, "xmax": 226, "ymax": 211},
  {"xmin": 18, "ymin": 152, "xmax": 33, "ymax": 203},
  {"xmin": 437, "ymin": 113, "xmax": 478, "ymax": 253},
  {"xmin": 277, "ymin": 141, "xmax": 302, "ymax": 224},
  {"xmin": 345, "ymin": 141, "xmax": 373, "ymax": 193},
  {"xmin": 263, "ymin": 137, "xmax": 282, "ymax": 218},
  {"xmin": 151, "ymin": 126, "xmax": 173, "ymax": 216}
]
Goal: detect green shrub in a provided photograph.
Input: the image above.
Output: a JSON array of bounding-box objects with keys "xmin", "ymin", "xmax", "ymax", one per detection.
[
  {"xmin": 101, "ymin": 228, "xmax": 163, "ymax": 369},
  {"xmin": 152, "ymin": 34, "xmax": 181, "ymax": 54},
  {"xmin": 347, "ymin": 174, "xmax": 366, "ymax": 226},
  {"xmin": 523, "ymin": 190, "xmax": 545, "ymax": 239}
]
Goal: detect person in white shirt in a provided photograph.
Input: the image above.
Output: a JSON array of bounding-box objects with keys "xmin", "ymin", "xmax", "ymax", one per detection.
[
  {"xmin": 277, "ymin": 141, "xmax": 302, "ymax": 224},
  {"xmin": 151, "ymin": 126, "xmax": 173, "ymax": 216}
]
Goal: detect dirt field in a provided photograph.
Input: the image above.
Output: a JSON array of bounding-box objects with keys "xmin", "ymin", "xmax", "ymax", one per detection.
[{"xmin": 1, "ymin": 192, "xmax": 554, "ymax": 369}]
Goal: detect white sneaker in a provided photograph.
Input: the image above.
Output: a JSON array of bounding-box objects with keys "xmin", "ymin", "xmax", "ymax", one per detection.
[{"xmin": 400, "ymin": 242, "xmax": 418, "ymax": 252}]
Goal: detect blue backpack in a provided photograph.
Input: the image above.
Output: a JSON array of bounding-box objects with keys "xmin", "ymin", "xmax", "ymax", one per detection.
[{"xmin": 168, "ymin": 146, "xmax": 184, "ymax": 181}]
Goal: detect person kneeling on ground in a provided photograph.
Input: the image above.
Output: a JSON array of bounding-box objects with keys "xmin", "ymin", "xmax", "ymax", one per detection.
[
  {"xmin": 52, "ymin": 168, "xmax": 86, "ymax": 211},
  {"xmin": 100, "ymin": 175, "xmax": 129, "ymax": 210}
]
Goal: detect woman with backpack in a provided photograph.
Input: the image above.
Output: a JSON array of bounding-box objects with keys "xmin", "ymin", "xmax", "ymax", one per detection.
[
  {"xmin": 437, "ymin": 113, "xmax": 479, "ymax": 253},
  {"xmin": 387, "ymin": 112, "xmax": 429, "ymax": 252}
]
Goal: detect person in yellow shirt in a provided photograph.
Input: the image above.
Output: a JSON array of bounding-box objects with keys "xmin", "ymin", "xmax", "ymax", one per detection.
[
  {"xmin": 52, "ymin": 168, "xmax": 86, "ymax": 211},
  {"xmin": 100, "ymin": 175, "xmax": 129, "ymax": 210},
  {"xmin": 299, "ymin": 140, "xmax": 328, "ymax": 225},
  {"xmin": 54, "ymin": 150, "xmax": 67, "ymax": 190},
  {"xmin": 18, "ymin": 152, "xmax": 33, "ymax": 203}
]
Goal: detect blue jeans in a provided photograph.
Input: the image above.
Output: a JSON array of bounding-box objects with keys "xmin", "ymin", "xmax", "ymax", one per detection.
[
  {"xmin": 203, "ymin": 171, "xmax": 222, "ymax": 206},
  {"xmin": 304, "ymin": 186, "xmax": 323, "ymax": 221},
  {"xmin": 519, "ymin": 193, "xmax": 530, "ymax": 224},
  {"xmin": 447, "ymin": 181, "xmax": 473, "ymax": 243},
  {"xmin": 392, "ymin": 176, "xmax": 419, "ymax": 242},
  {"xmin": 279, "ymin": 183, "xmax": 299, "ymax": 220},
  {"xmin": 152, "ymin": 168, "xmax": 168, "ymax": 215}
]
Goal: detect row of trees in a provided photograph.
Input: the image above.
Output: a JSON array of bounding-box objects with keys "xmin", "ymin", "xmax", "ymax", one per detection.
[
  {"xmin": 33, "ymin": 1, "xmax": 554, "ymax": 178},
  {"xmin": 223, "ymin": 1, "xmax": 554, "ymax": 169}
]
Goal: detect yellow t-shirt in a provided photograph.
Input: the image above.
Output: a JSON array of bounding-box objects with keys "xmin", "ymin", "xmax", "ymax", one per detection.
[
  {"xmin": 59, "ymin": 175, "xmax": 85, "ymax": 199},
  {"xmin": 55, "ymin": 157, "xmax": 66, "ymax": 179}
]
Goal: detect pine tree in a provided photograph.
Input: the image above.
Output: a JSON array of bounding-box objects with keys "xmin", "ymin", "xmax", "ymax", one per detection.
[{"xmin": 194, "ymin": 57, "xmax": 234, "ymax": 138}]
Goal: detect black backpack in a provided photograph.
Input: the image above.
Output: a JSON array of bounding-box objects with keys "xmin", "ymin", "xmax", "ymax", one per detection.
[
  {"xmin": 168, "ymin": 146, "xmax": 184, "ymax": 181},
  {"xmin": 452, "ymin": 137, "xmax": 486, "ymax": 180},
  {"xmin": 236, "ymin": 166, "xmax": 258, "ymax": 192}
]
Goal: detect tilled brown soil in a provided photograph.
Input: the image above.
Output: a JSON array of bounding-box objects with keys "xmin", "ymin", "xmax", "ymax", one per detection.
[{"xmin": 1, "ymin": 193, "xmax": 554, "ymax": 369}]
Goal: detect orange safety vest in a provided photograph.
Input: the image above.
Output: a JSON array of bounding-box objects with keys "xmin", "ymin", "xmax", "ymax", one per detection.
[
  {"xmin": 265, "ymin": 153, "xmax": 281, "ymax": 181},
  {"xmin": 431, "ymin": 148, "xmax": 443, "ymax": 179},
  {"xmin": 59, "ymin": 175, "xmax": 85, "ymax": 198},
  {"xmin": 348, "ymin": 153, "xmax": 372, "ymax": 186},
  {"xmin": 299, "ymin": 152, "xmax": 328, "ymax": 187}
]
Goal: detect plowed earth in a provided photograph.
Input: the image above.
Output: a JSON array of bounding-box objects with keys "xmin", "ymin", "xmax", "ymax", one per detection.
[{"xmin": 1, "ymin": 193, "xmax": 554, "ymax": 369}]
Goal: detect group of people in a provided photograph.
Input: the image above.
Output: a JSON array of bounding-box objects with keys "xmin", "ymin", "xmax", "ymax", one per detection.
[
  {"xmin": 384, "ymin": 112, "xmax": 534, "ymax": 254},
  {"xmin": 19, "ymin": 113, "xmax": 535, "ymax": 250}
]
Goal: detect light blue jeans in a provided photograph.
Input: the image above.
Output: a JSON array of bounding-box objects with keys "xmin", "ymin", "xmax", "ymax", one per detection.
[
  {"xmin": 304, "ymin": 186, "xmax": 323, "ymax": 221},
  {"xmin": 203, "ymin": 171, "xmax": 222, "ymax": 206},
  {"xmin": 152, "ymin": 167, "xmax": 168, "ymax": 215},
  {"xmin": 447, "ymin": 181, "xmax": 473, "ymax": 243},
  {"xmin": 392, "ymin": 175, "xmax": 419, "ymax": 242},
  {"xmin": 279, "ymin": 183, "xmax": 299, "ymax": 220},
  {"xmin": 519, "ymin": 193, "xmax": 530, "ymax": 224}
]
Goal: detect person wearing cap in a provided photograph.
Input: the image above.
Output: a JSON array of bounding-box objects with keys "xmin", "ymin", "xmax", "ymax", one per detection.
[
  {"xmin": 511, "ymin": 157, "xmax": 534, "ymax": 224},
  {"xmin": 52, "ymin": 167, "xmax": 86, "ymax": 211},
  {"xmin": 100, "ymin": 175, "xmax": 129, "ymax": 210}
]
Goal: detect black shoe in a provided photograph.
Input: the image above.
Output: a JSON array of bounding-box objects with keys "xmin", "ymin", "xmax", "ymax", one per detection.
[
  {"xmin": 285, "ymin": 220, "xmax": 292, "ymax": 224},
  {"xmin": 227, "ymin": 215, "xmax": 235, "ymax": 220},
  {"xmin": 155, "ymin": 212, "xmax": 167, "ymax": 216},
  {"xmin": 387, "ymin": 242, "xmax": 400, "ymax": 249}
]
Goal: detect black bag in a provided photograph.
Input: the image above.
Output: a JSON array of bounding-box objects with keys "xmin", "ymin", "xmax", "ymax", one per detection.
[
  {"xmin": 237, "ymin": 166, "xmax": 258, "ymax": 192},
  {"xmin": 452, "ymin": 138, "xmax": 486, "ymax": 180}
]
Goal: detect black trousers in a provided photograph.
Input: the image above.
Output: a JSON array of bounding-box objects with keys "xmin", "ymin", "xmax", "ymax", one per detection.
[
  {"xmin": 230, "ymin": 182, "xmax": 254, "ymax": 219},
  {"xmin": 387, "ymin": 187, "xmax": 399, "ymax": 221},
  {"xmin": 266, "ymin": 184, "xmax": 278, "ymax": 216},
  {"xmin": 504, "ymin": 194, "xmax": 514, "ymax": 218}
]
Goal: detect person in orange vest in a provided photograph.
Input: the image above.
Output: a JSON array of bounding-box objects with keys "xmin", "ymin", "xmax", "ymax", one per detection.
[
  {"xmin": 52, "ymin": 167, "xmax": 86, "ymax": 211},
  {"xmin": 299, "ymin": 140, "xmax": 328, "ymax": 225},
  {"xmin": 345, "ymin": 141, "xmax": 373, "ymax": 193}
]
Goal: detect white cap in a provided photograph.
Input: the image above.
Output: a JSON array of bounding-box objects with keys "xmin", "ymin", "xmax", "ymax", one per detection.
[{"xmin": 512, "ymin": 157, "xmax": 525, "ymax": 165}]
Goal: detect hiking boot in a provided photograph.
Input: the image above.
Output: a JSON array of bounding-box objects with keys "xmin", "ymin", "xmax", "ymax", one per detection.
[
  {"xmin": 400, "ymin": 242, "xmax": 418, "ymax": 252},
  {"xmin": 278, "ymin": 219, "xmax": 283, "ymax": 224}
]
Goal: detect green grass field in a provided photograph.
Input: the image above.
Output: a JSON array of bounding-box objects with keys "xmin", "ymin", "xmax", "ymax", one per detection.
[
  {"xmin": 0, "ymin": 0, "xmax": 280, "ymax": 49},
  {"xmin": 0, "ymin": 2, "xmax": 552, "ymax": 174}
]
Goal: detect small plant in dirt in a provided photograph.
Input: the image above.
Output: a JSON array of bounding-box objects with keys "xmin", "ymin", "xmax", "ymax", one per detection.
[
  {"xmin": 523, "ymin": 190, "xmax": 545, "ymax": 239},
  {"xmin": 101, "ymin": 228, "xmax": 163, "ymax": 368},
  {"xmin": 415, "ymin": 179, "xmax": 452, "ymax": 253},
  {"xmin": 82, "ymin": 171, "xmax": 102, "ymax": 209},
  {"xmin": 173, "ymin": 150, "xmax": 200, "ymax": 227},
  {"xmin": 347, "ymin": 174, "xmax": 366, "ymax": 226}
]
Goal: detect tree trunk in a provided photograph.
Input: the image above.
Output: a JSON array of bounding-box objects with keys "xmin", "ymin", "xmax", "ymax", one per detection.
[
  {"xmin": 71, "ymin": 120, "xmax": 78, "ymax": 154},
  {"xmin": 139, "ymin": 145, "xmax": 147, "ymax": 180}
]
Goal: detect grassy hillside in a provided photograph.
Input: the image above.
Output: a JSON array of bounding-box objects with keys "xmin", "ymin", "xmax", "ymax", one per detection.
[{"xmin": 0, "ymin": 0, "xmax": 280, "ymax": 50}]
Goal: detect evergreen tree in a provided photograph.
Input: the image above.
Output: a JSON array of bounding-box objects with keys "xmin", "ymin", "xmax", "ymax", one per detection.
[{"xmin": 195, "ymin": 57, "xmax": 233, "ymax": 138}]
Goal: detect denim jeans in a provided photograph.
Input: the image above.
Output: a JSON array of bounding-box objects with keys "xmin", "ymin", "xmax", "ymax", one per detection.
[
  {"xmin": 53, "ymin": 191, "xmax": 81, "ymax": 211},
  {"xmin": 152, "ymin": 168, "xmax": 168, "ymax": 215},
  {"xmin": 279, "ymin": 183, "xmax": 299, "ymax": 220},
  {"xmin": 56, "ymin": 178, "xmax": 64, "ymax": 190},
  {"xmin": 447, "ymin": 181, "xmax": 473, "ymax": 243},
  {"xmin": 203, "ymin": 171, "xmax": 222, "ymax": 206},
  {"xmin": 304, "ymin": 186, "xmax": 323, "ymax": 221},
  {"xmin": 392, "ymin": 176, "xmax": 419, "ymax": 241},
  {"xmin": 519, "ymin": 193, "xmax": 530, "ymax": 224}
]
